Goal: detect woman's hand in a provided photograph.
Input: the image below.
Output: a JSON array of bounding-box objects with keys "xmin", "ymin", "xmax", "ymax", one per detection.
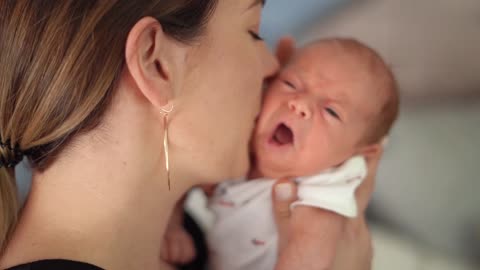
[
  {"xmin": 275, "ymin": 36, "xmax": 296, "ymax": 66},
  {"xmin": 160, "ymin": 197, "xmax": 196, "ymax": 267},
  {"xmin": 271, "ymin": 145, "xmax": 383, "ymax": 270}
]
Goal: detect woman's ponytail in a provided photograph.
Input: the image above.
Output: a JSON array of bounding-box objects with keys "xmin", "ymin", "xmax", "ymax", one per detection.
[{"xmin": 0, "ymin": 167, "xmax": 18, "ymax": 254}]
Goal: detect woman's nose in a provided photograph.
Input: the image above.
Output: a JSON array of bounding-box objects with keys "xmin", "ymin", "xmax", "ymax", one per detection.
[
  {"xmin": 288, "ymin": 99, "xmax": 312, "ymax": 119},
  {"xmin": 261, "ymin": 44, "xmax": 280, "ymax": 79}
]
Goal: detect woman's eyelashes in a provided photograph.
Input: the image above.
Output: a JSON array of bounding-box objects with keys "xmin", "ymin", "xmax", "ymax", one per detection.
[{"xmin": 248, "ymin": 30, "xmax": 263, "ymax": 41}]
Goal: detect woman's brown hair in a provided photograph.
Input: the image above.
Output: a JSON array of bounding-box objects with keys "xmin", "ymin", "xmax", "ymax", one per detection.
[{"xmin": 0, "ymin": 0, "xmax": 217, "ymax": 253}]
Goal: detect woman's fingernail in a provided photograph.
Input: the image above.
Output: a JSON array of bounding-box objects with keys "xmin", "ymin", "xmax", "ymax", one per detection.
[{"xmin": 275, "ymin": 183, "xmax": 293, "ymax": 201}]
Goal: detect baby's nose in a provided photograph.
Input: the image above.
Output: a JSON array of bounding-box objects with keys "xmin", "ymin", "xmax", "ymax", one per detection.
[{"xmin": 288, "ymin": 100, "xmax": 311, "ymax": 119}]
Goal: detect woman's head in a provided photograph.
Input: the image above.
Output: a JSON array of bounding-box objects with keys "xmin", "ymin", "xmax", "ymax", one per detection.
[
  {"xmin": 0, "ymin": 0, "xmax": 277, "ymax": 252},
  {"xmin": 1, "ymin": 0, "xmax": 219, "ymax": 169},
  {"xmin": 167, "ymin": 0, "xmax": 278, "ymax": 183}
]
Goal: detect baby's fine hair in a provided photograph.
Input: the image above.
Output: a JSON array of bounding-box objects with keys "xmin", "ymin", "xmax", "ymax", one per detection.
[{"xmin": 310, "ymin": 38, "xmax": 399, "ymax": 145}]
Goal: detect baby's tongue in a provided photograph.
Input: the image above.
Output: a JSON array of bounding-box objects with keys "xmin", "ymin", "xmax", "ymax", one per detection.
[{"xmin": 273, "ymin": 124, "xmax": 293, "ymax": 145}]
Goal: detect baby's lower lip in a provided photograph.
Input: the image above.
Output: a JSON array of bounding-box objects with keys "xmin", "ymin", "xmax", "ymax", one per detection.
[
  {"xmin": 268, "ymin": 127, "xmax": 295, "ymax": 148},
  {"xmin": 267, "ymin": 137, "xmax": 280, "ymax": 146},
  {"xmin": 264, "ymin": 137, "xmax": 294, "ymax": 157}
]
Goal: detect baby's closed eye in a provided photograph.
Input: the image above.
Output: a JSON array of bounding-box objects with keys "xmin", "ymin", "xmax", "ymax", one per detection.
[
  {"xmin": 283, "ymin": 79, "xmax": 296, "ymax": 90},
  {"xmin": 325, "ymin": 107, "xmax": 340, "ymax": 120}
]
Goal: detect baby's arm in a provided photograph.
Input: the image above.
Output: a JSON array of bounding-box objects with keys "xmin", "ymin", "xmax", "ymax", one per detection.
[{"xmin": 277, "ymin": 206, "xmax": 345, "ymax": 270}]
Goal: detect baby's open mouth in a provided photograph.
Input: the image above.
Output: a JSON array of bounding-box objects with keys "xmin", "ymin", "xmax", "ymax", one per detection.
[{"xmin": 270, "ymin": 123, "xmax": 294, "ymax": 146}]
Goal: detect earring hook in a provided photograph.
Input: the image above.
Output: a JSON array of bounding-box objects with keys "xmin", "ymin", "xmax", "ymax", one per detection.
[{"xmin": 160, "ymin": 103, "xmax": 174, "ymax": 114}]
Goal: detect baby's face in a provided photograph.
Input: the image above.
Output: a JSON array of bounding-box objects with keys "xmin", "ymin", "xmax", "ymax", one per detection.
[{"xmin": 253, "ymin": 43, "xmax": 382, "ymax": 178}]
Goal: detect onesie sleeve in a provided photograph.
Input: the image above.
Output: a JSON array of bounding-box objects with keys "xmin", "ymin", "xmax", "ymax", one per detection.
[{"xmin": 291, "ymin": 156, "xmax": 368, "ymax": 218}]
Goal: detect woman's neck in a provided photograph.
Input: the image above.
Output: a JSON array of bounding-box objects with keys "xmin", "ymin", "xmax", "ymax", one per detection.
[
  {"xmin": 1, "ymin": 134, "xmax": 186, "ymax": 270},
  {"xmin": 0, "ymin": 83, "xmax": 198, "ymax": 269}
]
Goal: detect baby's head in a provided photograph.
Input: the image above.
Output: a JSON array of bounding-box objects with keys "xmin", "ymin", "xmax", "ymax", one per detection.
[{"xmin": 253, "ymin": 38, "xmax": 399, "ymax": 178}]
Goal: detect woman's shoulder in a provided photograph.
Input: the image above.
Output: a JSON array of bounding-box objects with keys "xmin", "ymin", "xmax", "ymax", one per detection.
[{"xmin": 5, "ymin": 259, "xmax": 103, "ymax": 270}]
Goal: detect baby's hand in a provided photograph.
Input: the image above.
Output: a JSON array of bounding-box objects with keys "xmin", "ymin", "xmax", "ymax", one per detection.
[{"xmin": 160, "ymin": 226, "xmax": 196, "ymax": 265}]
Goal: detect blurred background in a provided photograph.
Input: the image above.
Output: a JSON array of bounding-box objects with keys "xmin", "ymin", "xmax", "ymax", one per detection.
[
  {"xmin": 15, "ymin": 0, "xmax": 480, "ymax": 269},
  {"xmin": 259, "ymin": 0, "xmax": 480, "ymax": 269}
]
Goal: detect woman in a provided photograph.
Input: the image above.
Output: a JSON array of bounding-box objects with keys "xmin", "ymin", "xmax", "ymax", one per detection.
[{"xmin": 0, "ymin": 1, "xmax": 376, "ymax": 269}]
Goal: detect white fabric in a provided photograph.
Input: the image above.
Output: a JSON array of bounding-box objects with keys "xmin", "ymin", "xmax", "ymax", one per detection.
[{"xmin": 207, "ymin": 156, "xmax": 367, "ymax": 270}]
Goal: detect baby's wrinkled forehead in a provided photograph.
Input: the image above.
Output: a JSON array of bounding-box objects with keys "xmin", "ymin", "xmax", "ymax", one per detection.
[
  {"xmin": 312, "ymin": 40, "xmax": 388, "ymax": 90},
  {"xmin": 288, "ymin": 44, "xmax": 357, "ymax": 83},
  {"xmin": 293, "ymin": 38, "xmax": 398, "ymax": 143}
]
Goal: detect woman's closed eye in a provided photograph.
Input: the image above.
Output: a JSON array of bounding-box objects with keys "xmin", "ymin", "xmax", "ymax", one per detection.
[{"xmin": 248, "ymin": 30, "xmax": 263, "ymax": 41}]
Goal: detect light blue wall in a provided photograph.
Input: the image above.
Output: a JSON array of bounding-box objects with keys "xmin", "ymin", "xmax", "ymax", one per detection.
[{"xmin": 261, "ymin": 0, "xmax": 350, "ymax": 46}]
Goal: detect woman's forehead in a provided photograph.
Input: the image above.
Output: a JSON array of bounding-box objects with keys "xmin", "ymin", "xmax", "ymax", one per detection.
[{"xmin": 226, "ymin": 0, "xmax": 265, "ymax": 12}]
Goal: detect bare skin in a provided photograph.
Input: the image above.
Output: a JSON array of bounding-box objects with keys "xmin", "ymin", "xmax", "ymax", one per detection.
[
  {"xmin": 273, "ymin": 146, "xmax": 381, "ymax": 270},
  {"xmin": 162, "ymin": 37, "xmax": 379, "ymax": 270},
  {"xmin": 0, "ymin": 0, "xmax": 278, "ymax": 269},
  {"xmin": 272, "ymin": 37, "xmax": 379, "ymax": 270}
]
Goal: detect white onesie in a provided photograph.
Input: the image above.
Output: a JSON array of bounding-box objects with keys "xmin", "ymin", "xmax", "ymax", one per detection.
[{"xmin": 207, "ymin": 156, "xmax": 367, "ymax": 270}]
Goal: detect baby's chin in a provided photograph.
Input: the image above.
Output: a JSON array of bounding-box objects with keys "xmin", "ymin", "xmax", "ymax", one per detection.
[
  {"xmin": 253, "ymin": 147, "xmax": 344, "ymax": 179},
  {"xmin": 252, "ymin": 149, "xmax": 296, "ymax": 179}
]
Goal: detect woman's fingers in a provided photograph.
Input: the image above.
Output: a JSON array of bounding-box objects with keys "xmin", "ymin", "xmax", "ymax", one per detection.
[
  {"xmin": 275, "ymin": 36, "xmax": 296, "ymax": 66},
  {"xmin": 366, "ymin": 143, "xmax": 384, "ymax": 172},
  {"xmin": 356, "ymin": 143, "xmax": 384, "ymax": 213},
  {"xmin": 160, "ymin": 228, "xmax": 196, "ymax": 265},
  {"xmin": 160, "ymin": 238, "xmax": 169, "ymax": 261},
  {"xmin": 272, "ymin": 178, "xmax": 297, "ymax": 252},
  {"xmin": 332, "ymin": 216, "xmax": 373, "ymax": 270},
  {"xmin": 168, "ymin": 236, "xmax": 181, "ymax": 263},
  {"xmin": 177, "ymin": 229, "xmax": 196, "ymax": 264}
]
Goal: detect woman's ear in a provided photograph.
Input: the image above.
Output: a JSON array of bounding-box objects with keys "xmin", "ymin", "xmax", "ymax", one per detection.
[{"xmin": 125, "ymin": 17, "xmax": 184, "ymax": 108}]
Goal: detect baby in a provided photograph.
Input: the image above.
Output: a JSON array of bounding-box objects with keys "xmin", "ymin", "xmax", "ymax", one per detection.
[{"xmin": 162, "ymin": 38, "xmax": 399, "ymax": 270}]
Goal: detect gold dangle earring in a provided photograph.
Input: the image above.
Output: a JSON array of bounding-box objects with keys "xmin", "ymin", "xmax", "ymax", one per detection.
[{"xmin": 160, "ymin": 104, "xmax": 174, "ymax": 190}]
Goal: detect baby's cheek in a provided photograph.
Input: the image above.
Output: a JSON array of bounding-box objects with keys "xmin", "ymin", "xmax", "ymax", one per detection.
[
  {"xmin": 257, "ymin": 97, "xmax": 278, "ymax": 123},
  {"xmin": 307, "ymin": 134, "xmax": 331, "ymax": 162},
  {"xmin": 261, "ymin": 91, "xmax": 278, "ymax": 108}
]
